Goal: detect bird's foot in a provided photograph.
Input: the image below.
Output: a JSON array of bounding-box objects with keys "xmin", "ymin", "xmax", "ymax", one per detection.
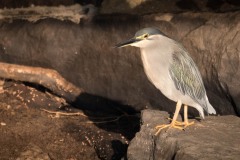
[
  {"xmin": 167, "ymin": 118, "xmax": 184, "ymax": 125},
  {"xmin": 154, "ymin": 123, "xmax": 184, "ymax": 135},
  {"xmin": 167, "ymin": 118, "xmax": 194, "ymax": 128},
  {"xmin": 183, "ymin": 121, "xmax": 194, "ymax": 128}
]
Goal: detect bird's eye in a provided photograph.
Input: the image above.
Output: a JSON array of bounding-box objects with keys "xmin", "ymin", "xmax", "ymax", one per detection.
[{"xmin": 143, "ymin": 34, "xmax": 149, "ymax": 39}]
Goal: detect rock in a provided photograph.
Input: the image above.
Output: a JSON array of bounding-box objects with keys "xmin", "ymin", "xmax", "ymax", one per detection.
[
  {"xmin": 128, "ymin": 109, "xmax": 240, "ymax": 160},
  {"xmin": 16, "ymin": 144, "xmax": 50, "ymax": 160},
  {"xmin": 101, "ymin": 0, "xmax": 240, "ymax": 14},
  {"xmin": 0, "ymin": 0, "xmax": 75, "ymax": 8},
  {"xmin": 0, "ymin": 12, "xmax": 239, "ymax": 116},
  {"xmin": 0, "ymin": 4, "xmax": 91, "ymax": 24}
]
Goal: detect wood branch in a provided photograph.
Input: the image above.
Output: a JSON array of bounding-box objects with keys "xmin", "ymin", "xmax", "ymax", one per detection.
[
  {"xmin": 0, "ymin": 62, "xmax": 83, "ymax": 102},
  {"xmin": 41, "ymin": 108, "xmax": 88, "ymax": 118},
  {"xmin": 41, "ymin": 108, "xmax": 137, "ymax": 124}
]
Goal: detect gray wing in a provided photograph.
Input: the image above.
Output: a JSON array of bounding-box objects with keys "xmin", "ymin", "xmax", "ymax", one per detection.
[{"xmin": 169, "ymin": 47, "xmax": 208, "ymax": 111}]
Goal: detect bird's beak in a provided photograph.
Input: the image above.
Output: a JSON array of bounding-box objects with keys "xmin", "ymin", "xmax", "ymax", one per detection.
[{"xmin": 115, "ymin": 37, "xmax": 141, "ymax": 48}]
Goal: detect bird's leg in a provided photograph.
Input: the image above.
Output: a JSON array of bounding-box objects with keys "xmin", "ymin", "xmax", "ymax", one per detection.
[
  {"xmin": 166, "ymin": 117, "xmax": 184, "ymax": 126},
  {"xmin": 183, "ymin": 105, "xmax": 194, "ymax": 128},
  {"xmin": 155, "ymin": 100, "xmax": 184, "ymax": 135},
  {"xmin": 169, "ymin": 100, "xmax": 183, "ymax": 128},
  {"xmin": 167, "ymin": 105, "xmax": 195, "ymax": 127}
]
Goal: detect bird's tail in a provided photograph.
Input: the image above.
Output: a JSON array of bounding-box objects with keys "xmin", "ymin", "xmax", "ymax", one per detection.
[{"xmin": 206, "ymin": 97, "xmax": 216, "ymax": 115}]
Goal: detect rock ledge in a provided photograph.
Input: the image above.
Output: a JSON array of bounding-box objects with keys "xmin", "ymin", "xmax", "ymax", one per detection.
[{"xmin": 128, "ymin": 109, "xmax": 240, "ymax": 160}]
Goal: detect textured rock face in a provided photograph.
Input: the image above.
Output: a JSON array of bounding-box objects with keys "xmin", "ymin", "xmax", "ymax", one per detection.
[
  {"xmin": 0, "ymin": 12, "xmax": 239, "ymax": 116},
  {"xmin": 101, "ymin": 0, "xmax": 240, "ymax": 14},
  {"xmin": 128, "ymin": 109, "xmax": 240, "ymax": 160},
  {"xmin": 178, "ymin": 12, "xmax": 240, "ymax": 116}
]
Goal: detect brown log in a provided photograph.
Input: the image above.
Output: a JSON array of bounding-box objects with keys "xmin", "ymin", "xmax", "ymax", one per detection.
[{"xmin": 0, "ymin": 62, "xmax": 83, "ymax": 102}]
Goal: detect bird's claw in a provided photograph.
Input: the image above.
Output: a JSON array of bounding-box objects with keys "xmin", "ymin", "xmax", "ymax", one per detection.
[
  {"xmin": 167, "ymin": 118, "xmax": 195, "ymax": 128},
  {"xmin": 154, "ymin": 123, "xmax": 184, "ymax": 135},
  {"xmin": 183, "ymin": 121, "xmax": 194, "ymax": 128},
  {"xmin": 167, "ymin": 118, "xmax": 183, "ymax": 125}
]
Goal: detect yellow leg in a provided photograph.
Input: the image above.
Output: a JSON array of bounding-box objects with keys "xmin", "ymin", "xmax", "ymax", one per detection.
[
  {"xmin": 183, "ymin": 105, "xmax": 194, "ymax": 128},
  {"xmin": 167, "ymin": 105, "xmax": 195, "ymax": 127},
  {"xmin": 166, "ymin": 118, "xmax": 183, "ymax": 125},
  {"xmin": 155, "ymin": 100, "xmax": 184, "ymax": 135},
  {"xmin": 166, "ymin": 105, "xmax": 195, "ymax": 127}
]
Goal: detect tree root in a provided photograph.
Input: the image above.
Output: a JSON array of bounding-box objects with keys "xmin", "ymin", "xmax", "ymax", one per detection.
[
  {"xmin": 0, "ymin": 62, "xmax": 83, "ymax": 103},
  {"xmin": 41, "ymin": 108, "xmax": 139, "ymax": 124}
]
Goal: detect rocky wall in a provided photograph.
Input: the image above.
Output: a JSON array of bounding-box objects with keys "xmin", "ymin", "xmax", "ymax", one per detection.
[{"xmin": 0, "ymin": 12, "xmax": 239, "ymax": 116}]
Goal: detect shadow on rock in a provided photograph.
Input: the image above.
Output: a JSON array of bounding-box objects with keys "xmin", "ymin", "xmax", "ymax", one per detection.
[{"xmin": 73, "ymin": 93, "xmax": 140, "ymax": 139}]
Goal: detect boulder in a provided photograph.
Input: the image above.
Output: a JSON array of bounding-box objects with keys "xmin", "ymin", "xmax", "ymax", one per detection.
[{"xmin": 128, "ymin": 109, "xmax": 240, "ymax": 160}]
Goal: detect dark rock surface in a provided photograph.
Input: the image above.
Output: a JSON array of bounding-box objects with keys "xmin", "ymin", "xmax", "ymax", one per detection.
[
  {"xmin": 2, "ymin": 0, "xmax": 239, "ymax": 13},
  {"xmin": 0, "ymin": 80, "xmax": 139, "ymax": 159},
  {"xmin": 16, "ymin": 144, "xmax": 51, "ymax": 160},
  {"xmin": 0, "ymin": 12, "xmax": 239, "ymax": 116},
  {"xmin": 128, "ymin": 109, "xmax": 240, "ymax": 160},
  {"xmin": 101, "ymin": 0, "xmax": 240, "ymax": 14}
]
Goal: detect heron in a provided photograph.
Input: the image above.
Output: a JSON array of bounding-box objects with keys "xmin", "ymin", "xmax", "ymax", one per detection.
[{"xmin": 115, "ymin": 27, "xmax": 216, "ymax": 134}]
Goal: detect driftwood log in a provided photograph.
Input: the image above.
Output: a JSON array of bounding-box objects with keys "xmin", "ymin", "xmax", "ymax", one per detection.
[{"xmin": 0, "ymin": 62, "xmax": 83, "ymax": 103}]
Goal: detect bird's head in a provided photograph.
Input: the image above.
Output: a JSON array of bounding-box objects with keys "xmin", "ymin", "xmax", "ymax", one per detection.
[{"xmin": 115, "ymin": 27, "xmax": 166, "ymax": 49}]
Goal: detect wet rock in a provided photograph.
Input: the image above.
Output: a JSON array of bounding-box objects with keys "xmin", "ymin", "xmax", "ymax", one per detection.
[{"xmin": 128, "ymin": 109, "xmax": 240, "ymax": 160}]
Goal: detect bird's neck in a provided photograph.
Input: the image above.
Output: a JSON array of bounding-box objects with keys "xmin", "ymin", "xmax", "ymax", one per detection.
[{"xmin": 140, "ymin": 39, "xmax": 174, "ymax": 71}]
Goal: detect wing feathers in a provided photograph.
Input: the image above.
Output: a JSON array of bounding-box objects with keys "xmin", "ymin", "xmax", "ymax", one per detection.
[{"xmin": 169, "ymin": 45, "xmax": 208, "ymax": 112}]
